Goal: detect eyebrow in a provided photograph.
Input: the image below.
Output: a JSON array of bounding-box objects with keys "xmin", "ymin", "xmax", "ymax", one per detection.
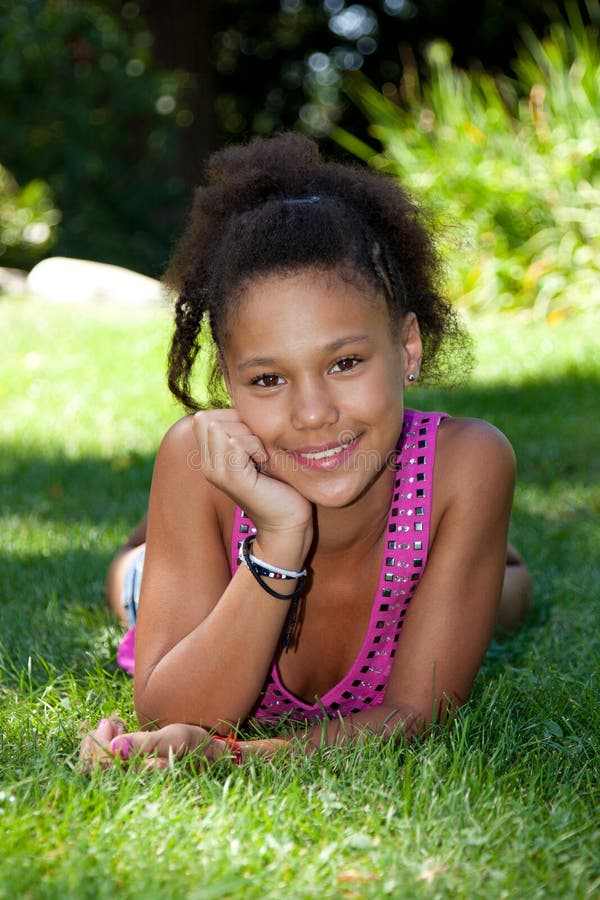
[{"xmin": 236, "ymin": 334, "xmax": 374, "ymax": 371}]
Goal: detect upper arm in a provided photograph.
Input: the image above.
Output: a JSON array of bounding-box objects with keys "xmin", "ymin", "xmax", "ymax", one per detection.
[
  {"xmin": 384, "ymin": 417, "xmax": 516, "ymax": 722},
  {"xmin": 134, "ymin": 416, "xmax": 233, "ymax": 683}
]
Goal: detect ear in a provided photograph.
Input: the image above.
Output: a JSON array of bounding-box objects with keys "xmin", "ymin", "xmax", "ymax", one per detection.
[
  {"xmin": 400, "ymin": 312, "xmax": 423, "ymax": 386},
  {"xmin": 218, "ymin": 351, "xmax": 234, "ymax": 401}
]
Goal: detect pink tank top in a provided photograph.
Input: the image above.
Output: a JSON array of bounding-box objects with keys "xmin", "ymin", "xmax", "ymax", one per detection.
[{"xmin": 230, "ymin": 408, "xmax": 448, "ymax": 723}]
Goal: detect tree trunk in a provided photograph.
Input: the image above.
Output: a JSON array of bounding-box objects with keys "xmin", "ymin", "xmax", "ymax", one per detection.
[{"xmin": 140, "ymin": 0, "xmax": 220, "ymax": 186}]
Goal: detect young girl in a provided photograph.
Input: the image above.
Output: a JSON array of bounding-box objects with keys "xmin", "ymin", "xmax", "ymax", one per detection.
[{"xmin": 81, "ymin": 133, "xmax": 531, "ymax": 770}]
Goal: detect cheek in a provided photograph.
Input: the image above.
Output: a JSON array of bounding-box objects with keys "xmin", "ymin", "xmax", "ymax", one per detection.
[
  {"xmin": 231, "ymin": 394, "xmax": 282, "ymax": 446},
  {"xmin": 374, "ymin": 391, "xmax": 404, "ymax": 439},
  {"xmin": 361, "ymin": 363, "xmax": 404, "ymax": 416},
  {"xmin": 364, "ymin": 373, "xmax": 405, "ymax": 446}
]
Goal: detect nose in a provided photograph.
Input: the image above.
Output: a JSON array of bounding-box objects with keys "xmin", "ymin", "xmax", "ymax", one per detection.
[{"xmin": 290, "ymin": 376, "xmax": 339, "ymax": 431}]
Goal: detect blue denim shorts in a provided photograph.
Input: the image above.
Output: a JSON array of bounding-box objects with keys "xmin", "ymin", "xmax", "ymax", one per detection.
[{"xmin": 120, "ymin": 544, "xmax": 146, "ymax": 626}]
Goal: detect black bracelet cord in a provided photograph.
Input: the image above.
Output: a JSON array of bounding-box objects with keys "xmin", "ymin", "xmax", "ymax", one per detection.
[
  {"xmin": 241, "ymin": 535, "xmax": 307, "ymax": 602},
  {"xmin": 241, "ymin": 535, "xmax": 306, "ymax": 651}
]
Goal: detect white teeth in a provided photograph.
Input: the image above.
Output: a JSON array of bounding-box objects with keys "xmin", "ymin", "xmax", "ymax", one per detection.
[{"xmin": 298, "ymin": 441, "xmax": 352, "ymax": 461}]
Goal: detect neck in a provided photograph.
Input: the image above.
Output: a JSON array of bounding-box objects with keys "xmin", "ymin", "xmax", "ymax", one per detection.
[{"xmin": 311, "ymin": 464, "xmax": 395, "ymax": 559}]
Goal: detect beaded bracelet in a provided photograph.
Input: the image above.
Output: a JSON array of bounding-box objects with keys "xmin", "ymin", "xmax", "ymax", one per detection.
[
  {"xmin": 247, "ymin": 552, "xmax": 306, "ymax": 581},
  {"xmin": 212, "ymin": 732, "xmax": 243, "ymax": 765},
  {"xmin": 240, "ymin": 534, "xmax": 307, "ymax": 650},
  {"xmin": 241, "ymin": 535, "xmax": 307, "ymax": 602}
]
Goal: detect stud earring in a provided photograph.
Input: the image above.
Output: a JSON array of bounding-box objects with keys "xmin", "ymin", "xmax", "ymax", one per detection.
[{"xmin": 407, "ymin": 373, "xmax": 416, "ymax": 383}]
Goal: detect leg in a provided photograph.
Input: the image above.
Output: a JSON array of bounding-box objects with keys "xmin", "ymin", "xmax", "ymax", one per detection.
[
  {"xmin": 497, "ymin": 543, "xmax": 533, "ymax": 630},
  {"xmin": 105, "ymin": 515, "xmax": 147, "ymax": 625}
]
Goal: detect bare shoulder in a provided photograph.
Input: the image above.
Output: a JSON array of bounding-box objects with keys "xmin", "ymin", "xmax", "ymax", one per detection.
[
  {"xmin": 154, "ymin": 414, "xmax": 212, "ymax": 490},
  {"xmin": 437, "ymin": 416, "xmax": 515, "ymax": 475},
  {"xmin": 434, "ymin": 417, "xmax": 516, "ymax": 511},
  {"xmin": 151, "ymin": 414, "xmax": 234, "ymax": 528},
  {"xmin": 156, "ymin": 413, "xmax": 197, "ymax": 459}
]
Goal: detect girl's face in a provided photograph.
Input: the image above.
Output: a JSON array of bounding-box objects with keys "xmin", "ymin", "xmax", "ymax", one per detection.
[{"xmin": 220, "ymin": 268, "xmax": 422, "ymax": 509}]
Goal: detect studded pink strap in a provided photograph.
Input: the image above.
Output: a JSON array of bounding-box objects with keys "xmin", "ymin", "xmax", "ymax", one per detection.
[{"xmin": 230, "ymin": 408, "xmax": 449, "ymax": 722}]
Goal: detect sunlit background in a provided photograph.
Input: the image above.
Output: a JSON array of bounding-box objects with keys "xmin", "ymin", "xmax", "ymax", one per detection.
[
  {"xmin": 0, "ymin": 0, "xmax": 598, "ymax": 317},
  {"xmin": 1, "ymin": 6, "xmax": 599, "ymax": 894}
]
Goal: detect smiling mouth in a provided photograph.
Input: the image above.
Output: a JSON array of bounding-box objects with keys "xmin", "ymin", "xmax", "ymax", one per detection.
[{"xmin": 294, "ymin": 437, "xmax": 357, "ymax": 461}]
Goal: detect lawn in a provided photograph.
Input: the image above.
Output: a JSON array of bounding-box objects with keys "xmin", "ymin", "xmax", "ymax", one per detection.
[{"xmin": 1, "ymin": 294, "xmax": 598, "ymax": 898}]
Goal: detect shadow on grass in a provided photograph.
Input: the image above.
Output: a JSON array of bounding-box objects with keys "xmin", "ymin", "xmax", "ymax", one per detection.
[
  {"xmin": 0, "ymin": 450, "xmax": 154, "ymax": 524},
  {"xmin": 1, "ymin": 454, "xmax": 154, "ymax": 686},
  {"xmin": 0, "ymin": 544, "xmax": 127, "ymax": 685},
  {"xmin": 412, "ymin": 367, "xmax": 600, "ymax": 487}
]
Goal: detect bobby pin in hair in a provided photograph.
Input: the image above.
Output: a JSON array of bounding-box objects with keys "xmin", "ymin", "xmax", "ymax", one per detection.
[{"xmin": 280, "ymin": 196, "xmax": 321, "ymax": 205}]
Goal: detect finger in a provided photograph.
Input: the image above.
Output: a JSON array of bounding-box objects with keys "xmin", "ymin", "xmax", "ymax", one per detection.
[
  {"xmin": 201, "ymin": 431, "xmax": 269, "ymax": 477},
  {"xmin": 241, "ymin": 738, "xmax": 290, "ymax": 759},
  {"xmin": 110, "ymin": 731, "xmax": 159, "ymax": 760},
  {"xmin": 225, "ymin": 434, "xmax": 269, "ymax": 469},
  {"xmin": 99, "ymin": 716, "xmax": 126, "ymax": 741},
  {"xmin": 102, "ymin": 735, "xmax": 174, "ymax": 771},
  {"xmin": 205, "ymin": 423, "xmax": 268, "ymax": 461},
  {"xmin": 141, "ymin": 757, "xmax": 171, "ymax": 772},
  {"xmin": 192, "ymin": 411, "xmax": 252, "ymax": 447},
  {"xmin": 193, "ymin": 411, "xmax": 266, "ymax": 453},
  {"xmin": 110, "ymin": 726, "xmax": 205, "ymax": 762},
  {"xmin": 78, "ymin": 717, "xmax": 125, "ymax": 766}
]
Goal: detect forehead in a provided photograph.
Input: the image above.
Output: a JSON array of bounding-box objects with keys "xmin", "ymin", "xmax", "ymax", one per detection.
[{"xmin": 223, "ymin": 267, "xmax": 389, "ymax": 343}]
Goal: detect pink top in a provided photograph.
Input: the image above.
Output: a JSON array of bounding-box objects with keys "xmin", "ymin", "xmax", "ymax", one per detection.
[
  {"xmin": 116, "ymin": 408, "xmax": 448, "ymax": 720},
  {"xmin": 230, "ymin": 408, "xmax": 448, "ymax": 722}
]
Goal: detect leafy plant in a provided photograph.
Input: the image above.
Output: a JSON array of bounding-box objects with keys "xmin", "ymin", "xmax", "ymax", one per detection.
[
  {"xmin": 0, "ymin": 164, "xmax": 60, "ymax": 269},
  {"xmin": 333, "ymin": 1, "xmax": 600, "ymax": 316},
  {"xmin": 0, "ymin": 0, "xmax": 191, "ymax": 276}
]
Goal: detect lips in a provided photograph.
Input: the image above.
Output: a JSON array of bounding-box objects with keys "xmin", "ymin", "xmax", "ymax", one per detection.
[
  {"xmin": 284, "ymin": 434, "xmax": 362, "ymax": 471},
  {"xmin": 295, "ymin": 439, "xmax": 354, "ymax": 461}
]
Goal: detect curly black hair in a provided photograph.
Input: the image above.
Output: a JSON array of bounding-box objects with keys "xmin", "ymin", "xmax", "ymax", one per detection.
[{"xmin": 165, "ymin": 132, "xmax": 471, "ymax": 411}]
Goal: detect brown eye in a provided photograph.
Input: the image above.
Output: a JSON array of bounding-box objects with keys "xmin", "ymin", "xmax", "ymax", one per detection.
[
  {"xmin": 330, "ymin": 356, "xmax": 361, "ymax": 374},
  {"xmin": 251, "ymin": 373, "xmax": 284, "ymax": 388}
]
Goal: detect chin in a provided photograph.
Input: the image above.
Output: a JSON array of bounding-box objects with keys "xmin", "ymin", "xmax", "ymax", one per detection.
[{"xmin": 297, "ymin": 469, "xmax": 385, "ymax": 510}]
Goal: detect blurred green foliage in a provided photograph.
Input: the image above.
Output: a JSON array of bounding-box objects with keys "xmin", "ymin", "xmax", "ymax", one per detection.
[
  {"xmin": 335, "ymin": 3, "xmax": 600, "ymax": 316},
  {"xmin": 0, "ymin": 165, "xmax": 60, "ymax": 269},
  {"xmin": 0, "ymin": 0, "xmax": 190, "ymax": 276},
  {"xmin": 210, "ymin": 0, "xmax": 570, "ymax": 146}
]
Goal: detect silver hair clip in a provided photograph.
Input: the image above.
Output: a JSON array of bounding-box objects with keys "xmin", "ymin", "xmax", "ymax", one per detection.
[{"xmin": 280, "ymin": 196, "xmax": 321, "ymax": 205}]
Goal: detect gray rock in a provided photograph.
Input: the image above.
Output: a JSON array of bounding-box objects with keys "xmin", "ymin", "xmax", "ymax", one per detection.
[{"xmin": 27, "ymin": 257, "xmax": 166, "ymax": 307}]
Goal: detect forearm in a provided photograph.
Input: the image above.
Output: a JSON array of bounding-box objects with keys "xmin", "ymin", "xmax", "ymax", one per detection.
[
  {"xmin": 135, "ymin": 535, "xmax": 309, "ymax": 728},
  {"xmin": 287, "ymin": 701, "xmax": 426, "ymax": 752},
  {"xmin": 134, "ymin": 409, "xmax": 317, "ymax": 730}
]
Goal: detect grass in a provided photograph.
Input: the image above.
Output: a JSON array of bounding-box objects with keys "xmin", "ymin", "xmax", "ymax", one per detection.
[{"xmin": 0, "ymin": 294, "xmax": 599, "ymax": 898}]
